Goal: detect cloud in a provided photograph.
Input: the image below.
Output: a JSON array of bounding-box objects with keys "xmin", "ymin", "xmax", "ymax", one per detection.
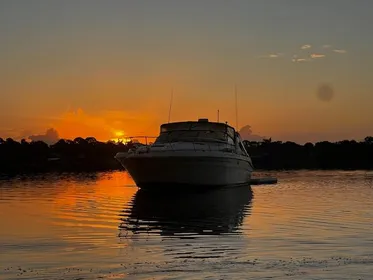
[
  {"xmin": 322, "ymin": 44, "xmax": 332, "ymax": 49},
  {"xmin": 29, "ymin": 128, "xmax": 59, "ymax": 144},
  {"xmin": 310, "ymin": 53, "xmax": 326, "ymax": 58},
  {"xmin": 257, "ymin": 44, "xmax": 347, "ymax": 64},
  {"xmin": 293, "ymin": 58, "xmax": 308, "ymax": 62},
  {"xmin": 292, "ymin": 53, "xmax": 326, "ymax": 62},
  {"xmin": 238, "ymin": 125, "xmax": 264, "ymax": 141},
  {"xmin": 316, "ymin": 83, "xmax": 335, "ymax": 102},
  {"xmin": 258, "ymin": 53, "xmax": 284, "ymax": 59},
  {"xmin": 333, "ymin": 49, "xmax": 347, "ymax": 54},
  {"xmin": 292, "ymin": 55, "xmax": 311, "ymax": 63},
  {"xmin": 301, "ymin": 44, "xmax": 311, "ymax": 50}
]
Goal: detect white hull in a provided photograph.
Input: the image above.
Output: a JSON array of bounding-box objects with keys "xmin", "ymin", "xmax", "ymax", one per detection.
[{"xmin": 116, "ymin": 151, "xmax": 253, "ymax": 190}]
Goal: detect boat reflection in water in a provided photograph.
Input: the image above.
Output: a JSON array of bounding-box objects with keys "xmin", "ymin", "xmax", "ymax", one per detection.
[{"xmin": 118, "ymin": 186, "xmax": 253, "ymax": 238}]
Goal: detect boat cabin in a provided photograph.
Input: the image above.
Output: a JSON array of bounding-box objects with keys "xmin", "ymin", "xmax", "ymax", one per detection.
[{"xmin": 155, "ymin": 119, "xmax": 236, "ymax": 144}]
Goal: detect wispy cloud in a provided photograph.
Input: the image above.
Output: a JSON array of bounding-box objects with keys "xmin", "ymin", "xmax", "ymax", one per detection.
[
  {"xmin": 333, "ymin": 49, "xmax": 347, "ymax": 54},
  {"xmin": 310, "ymin": 53, "xmax": 326, "ymax": 59},
  {"xmin": 292, "ymin": 55, "xmax": 311, "ymax": 63},
  {"xmin": 258, "ymin": 53, "xmax": 284, "ymax": 59},
  {"xmin": 257, "ymin": 43, "xmax": 347, "ymax": 64},
  {"xmin": 322, "ymin": 44, "xmax": 332, "ymax": 49},
  {"xmin": 294, "ymin": 59, "xmax": 310, "ymax": 62},
  {"xmin": 301, "ymin": 44, "xmax": 311, "ymax": 50}
]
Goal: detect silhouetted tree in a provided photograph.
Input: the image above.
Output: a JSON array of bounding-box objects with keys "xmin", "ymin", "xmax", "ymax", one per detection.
[
  {"xmin": 364, "ymin": 136, "xmax": 373, "ymax": 144},
  {"xmin": 86, "ymin": 137, "xmax": 98, "ymax": 144},
  {"xmin": 243, "ymin": 136, "xmax": 373, "ymax": 170},
  {"xmin": 74, "ymin": 137, "xmax": 87, "ymax": 145},
  {"xmin": 2, "ymin": 135, "xmax": 373, "ymax": 174}
]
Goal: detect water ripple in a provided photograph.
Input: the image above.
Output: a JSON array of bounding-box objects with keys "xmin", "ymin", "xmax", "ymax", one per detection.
[{"xmin": 1, "ymin": 170, "xmax": 373, "ymax": 279}]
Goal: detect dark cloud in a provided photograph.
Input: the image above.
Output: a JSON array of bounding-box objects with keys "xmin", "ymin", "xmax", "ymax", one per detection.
[
  {"xmin": 29, "ymin": 128, "xmax": 59, "ymax": 145},
  {"xmin": 238, "ymin": 125, "xmax": 264, "ymax": 141},
  {"xmin": 317, "ymin": 83, "xmax": 334, "ymax": 102}
]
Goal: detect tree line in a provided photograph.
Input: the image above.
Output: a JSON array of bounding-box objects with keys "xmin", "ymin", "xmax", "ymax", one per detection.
[
  {"xmin": 1, "ymin": 136, "xmax": 373, "ymax": 174},
  {"xmin": 0, "ymin": 137, "xmax": 127, "ymax": 174},
  {"xmin": 244, "ymin": 137, "xmax": 373, "ymax": 170}
]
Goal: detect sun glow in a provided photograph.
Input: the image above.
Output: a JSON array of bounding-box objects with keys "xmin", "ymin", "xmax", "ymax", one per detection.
[
  {"xmin": 110, "ymin": 130, "xmax": 131, "ymax": 143},
  {"xmin": 114, "ymin": 130, "xmax": 125, "ymax": 137},
  {"xmin": 111, "ymin": 137, "xmax": 132, "ymax": 143}
]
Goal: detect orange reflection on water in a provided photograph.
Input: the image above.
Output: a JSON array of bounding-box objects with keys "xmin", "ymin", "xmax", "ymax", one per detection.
[
  {"xmin": 51, "ymin": 172, "xmax": 137, "ymax": 231},
  {"xmin": 0, "ymin": 172, "xmax": 137, "ymax": 245}
]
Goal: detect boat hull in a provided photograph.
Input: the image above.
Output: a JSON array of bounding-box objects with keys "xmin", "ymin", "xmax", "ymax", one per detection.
[{"xmin": 116, "ymin": 152, "xmax": 253, "ymax": 190}]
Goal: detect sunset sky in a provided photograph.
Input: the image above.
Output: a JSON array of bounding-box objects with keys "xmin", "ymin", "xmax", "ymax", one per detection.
[{"xmin": 1, "ymin": 0, "xmax": 372, "ymax": 144}]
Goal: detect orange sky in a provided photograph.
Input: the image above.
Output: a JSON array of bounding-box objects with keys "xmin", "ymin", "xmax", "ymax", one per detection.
[
  {"xmin": 1, "ymin": 1, "xmax": 373, "ymax": 144},
  {"xmin": 1, "ymin": 80, "xmax": 372, "ymax": 144}
]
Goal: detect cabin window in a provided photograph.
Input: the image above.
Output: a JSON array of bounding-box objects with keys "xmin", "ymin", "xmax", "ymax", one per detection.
[
  {"xmin": 238, "ymin": 142, "xmax": 247, "ymax": 155},
  {"xmin": 227, "ymin": 127, "xmax": 235, "ymax": 139},
  {"xmin": 155, "ymin": 130, "xmax": 228, "ymax": 144},
  {"xmin": 158, "ymin": 122, "xmax": 236, "ymax": 145}
]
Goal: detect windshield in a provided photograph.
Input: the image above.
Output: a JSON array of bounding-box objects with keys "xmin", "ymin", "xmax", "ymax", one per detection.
[
  {"xmin": 156, "ymin": 122, "xmax": 236, "ymax": 144},
  {"xmin": 155, "ymin": 130, "xmax": 229, "ymax": 144}
]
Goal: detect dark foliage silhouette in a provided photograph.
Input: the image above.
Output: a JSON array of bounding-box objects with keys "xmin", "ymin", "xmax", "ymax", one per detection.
[
  {"xmin": 1, "ymin": 136, "xmax": 373, "ymax": 174},
  {"xmin": 0, "ymin": 137, "xmax": 131, "ymax": 174},
  {"xmin": 244, "ymin": 136, "xmax": 373, "ymax": 170}
]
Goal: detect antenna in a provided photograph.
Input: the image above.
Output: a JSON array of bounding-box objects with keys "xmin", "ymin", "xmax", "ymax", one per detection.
[
  {"xmin": 217, "ymin": 109, "xmax": 220, "ymax": 122},
  {"xmin": 235, "ymin": 85, "xmax": 238, "ymax": 130},
  {"xmin": 168, "ymin": 88, "xmax": 173, "ymax": 123}
]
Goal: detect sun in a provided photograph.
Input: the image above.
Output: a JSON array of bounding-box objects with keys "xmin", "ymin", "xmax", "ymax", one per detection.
[
  {"xmin": 115, "ymin": 130, "xmax": 125, "ymax": 137},
  {"xmin": 110, "ymin": 130, "xmax": 131, "ymax": 143}
]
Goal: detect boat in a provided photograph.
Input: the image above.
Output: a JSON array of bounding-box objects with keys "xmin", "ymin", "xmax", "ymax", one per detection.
[{"xmin": 114, "ymin": 118, "xmax": 254, "ymax": 190}]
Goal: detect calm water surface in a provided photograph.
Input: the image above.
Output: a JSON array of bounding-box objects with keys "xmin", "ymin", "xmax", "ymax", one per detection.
[{"xmin": 1, "ymin": 170, "xmax": 373, "ymax": 279}]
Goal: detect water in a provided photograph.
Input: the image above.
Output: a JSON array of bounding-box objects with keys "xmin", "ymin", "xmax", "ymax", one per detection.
[{"xmin": 1, "ymin": 170, "xmax": 373, "ymax": 279}]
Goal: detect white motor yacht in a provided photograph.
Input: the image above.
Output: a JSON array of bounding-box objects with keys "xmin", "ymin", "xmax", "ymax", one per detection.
[{"xmin": 115, "ymin": 118, "xmax": 254, "ymax": 189}]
